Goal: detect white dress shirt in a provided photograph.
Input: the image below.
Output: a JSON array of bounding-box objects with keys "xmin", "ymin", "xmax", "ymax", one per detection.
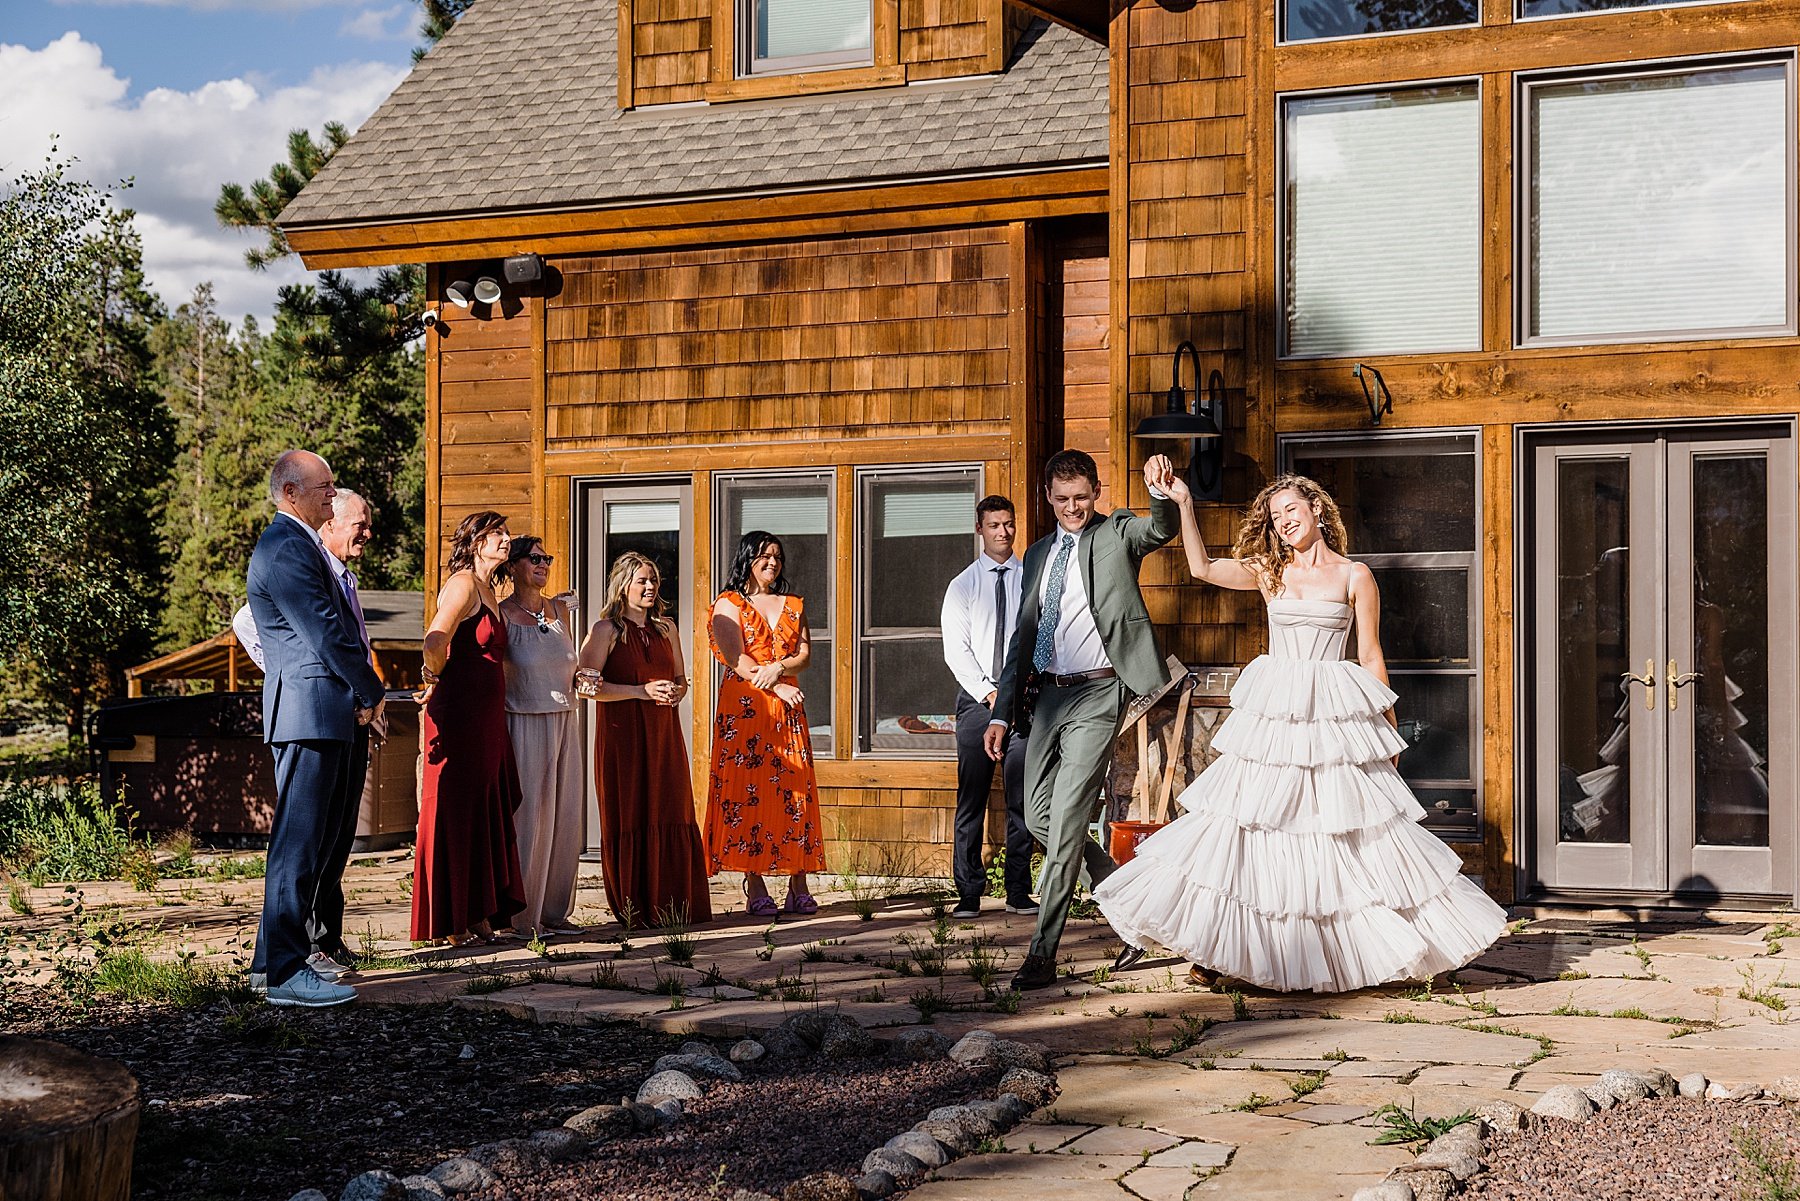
[
  {"xmin": 940, "ymin": 552, "xmax": 1024, "ymax": 701},
  {"xmin": 237, "ymin": 519, "xmax": 366, "ymax": 670},
  {"xmin": 1038, "ymin": 528, "xmax": 1111, "ymax": 677}
]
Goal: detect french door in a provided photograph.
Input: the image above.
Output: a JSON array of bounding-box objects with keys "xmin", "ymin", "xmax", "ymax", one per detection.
[
  {"xmin": 1527, "ymin": 424, "xmax": 1798, "ymax": 899},
  {"xmin": 577, "ymin": 479, "xmax": 694, "ymax": 857}
]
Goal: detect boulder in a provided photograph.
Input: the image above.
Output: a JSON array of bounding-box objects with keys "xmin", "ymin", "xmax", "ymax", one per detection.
[
  {"xmin": 1529, "ymin": 1085, "xmax": 1595, "ymax": 1123},
  {"xmin": 948, "ymin": 1030, "xmax": 998, "ymax": 1064},
  {"xmin": 860, "ymin": 1148, "xmax": 925, "ymax": 1179},
  {"xmin": 425, "ymin": 1158, "xmax": 496, "ymax": 1194},
  {"xmin": 782, "ymin": 1171, "xmax": 859, "ymax": 1201},
  {"xmin": 1582, "ymin": 1085, "xmax": 1618, "ymax": 1111},
  {"xmin": 885, "ymin": 1130, "xmax": 949, "ymax": 1169},
  {"xmin": 987, "ymin": 1040, "xmax": 1051, "ymax": 1073},
  {"xmin": 965, "ymin": 1100, "xmax": 1017, "ymax": 1131},
  {"xmin": 820, "ymin": 1020, "xmax": 876, "ymax": 1060},
  {"xmin": 528, "ymin": 1128, "xmax": 585, "ymax": 1161},
  {"xmin": 997, "ymin": 1067, "xmax": 1056, "ymax": 1109},
  {"xmin": 1639, "ymin": 1067, "xmax": 1678, "ymax": 1098},
  {"xmin": 926, "ymin": 1104, "xmax": 997, "ymax": 1139},
  {"xmin": 1474, "ymin": 1100, "xmax": 1526, "ymax": 1133},
  {"xmin": 465, "ymin": 1139, "xmax": 546, "ymax": 1176},
  {"xmin": 730, "ymin": 1039, "xmax": 767, "ymax": 1064},
  {"xmin": 854, "ymin": 1170, "xmax": 898, "ymax": 1200},
  {"xmin": 1597, "ymin": 1069, "xmax": 1653, "ymax": 1103},
  {"xmin": 564, "ymin": 1103, "xmax": 636, "ymax": 1141},
  {"xmin": 1707, "ymin": 1081, "xmax": 1763, "ymax": 1102},
  {"xmin": 1424, "ymin": 1124, "xmax": 1482, "ymax": 1161},
  {"xmin": 1351, "ymin": 1185, "xmax": 1416, "ymax": 1201},
  {"xmin": 400, "ymin": 1178, "xmax": 446, "ymax": 1201},
  {"xmin": 891, "ymin": 1029, "xmax": 953, "ymax": 1061},
  {"xmin": 656, "ymin": 1052, "xmax": 745, "ymax": 1082},
  {"xmin": 994, "ymin": 1093, "xmax": 1032, "ymax": 1124},
  {"xmin": 290, "ymin": 1192, "xmax": 330, "ymax": 1201},
  {"xmin": 653, "ymin": 1098, "xmax": 685, "ymax": 1123},
  {"xmin": 1678, "ymin": 1073, "xmax": 1708, "ymax": 1098},
  {"xmin": 638, "ymin": 1069, "xmax": 704, "ymax": 1104},
  {"xmin": 340, "ymin": 1171, "xmax": 407, "ymax": 1201},
  {"xmin": 1770, "ymin": 1076, "xmax": 1800, "ymax": 1102},
  {"xmin": 913, "ymin": 1117, "xmax": 975, "ymax": 1155},
  {"xmin": 624, "ymin": 1101, "xmax": 664, "ymax": 1132},
  {"xmin": 1404, "ymin": 1169, "xmax": 1455, "ymax": 1201},
  {"xmin": 1413, "ymin": 1149, "xmax": 1481, "ymax": 1181}
]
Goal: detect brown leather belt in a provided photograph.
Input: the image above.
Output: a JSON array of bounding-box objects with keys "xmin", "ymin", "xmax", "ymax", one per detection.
[{"xmin": 1047, "ymin": 667, "xmax": 1117, "ymax": 687}]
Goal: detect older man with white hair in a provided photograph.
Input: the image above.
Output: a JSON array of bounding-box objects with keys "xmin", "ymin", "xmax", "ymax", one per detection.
[{"xmin": 246, "ymin": 451, "xmax": 386, "ymax": 1007}]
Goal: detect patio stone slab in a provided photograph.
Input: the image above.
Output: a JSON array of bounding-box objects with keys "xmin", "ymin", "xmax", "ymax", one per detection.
[
  {"xmin": 1179, "ymin": 1017, "xmax": 1540, "ymax": 1067},
  {"xmin": 1326, "ymin": 1060, "xmax": 1426, "ymax": 1078},
  {"xmin": 1122, "ymin": 1166, "xmax": 1207, "ymax": 1201},
  {"xmin": 1050, "ymin": 1059, "xmax": 1306, "ymax": 1127},
  {"xmin": 1147, "ymin": 1111, "xmax": 1310, "ymax": 1143},
  {"xmin": 1144, "ymin": 1141, "xmax": 1236, "ymax": 1170},
  {"xmin": 1186, "ymin": 1121, "xmax": 1412, "ymax": 1200},
  {"xmin": 998, "ymin": 1123, "xmax": 1094, "ymax": 1152},
  {"xmin": 927, "ymin": 1153, "xmax": 1145, "ymax": 1182},
  {"xmin": 1410, "ymin": 1065, "xmax": 1520, "ymax": 1089},
  {"xmin": 1288, "ymin": 1103, "xmax": 1372, "ymax": 1124},
  {"xmin": 1061, "ymin": 1125, "xmax": 1184, "ymax": 1156}
]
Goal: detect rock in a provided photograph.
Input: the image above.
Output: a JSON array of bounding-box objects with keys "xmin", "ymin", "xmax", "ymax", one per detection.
[
  {"xmin": 1413, "ymin": 1149, "xmax": 1481, "ymax": 1181},
  {"xmin": 820, "ymin": 1019, "xmax": 876, "ymax": 1060},
  {"xmin": 730, "ymin": 1039, "xmax": 767, "ymax": 1064},
  {"xmin": 987, "ymin": 1039, "xmax": 1051, "ymax": 1073},
  {"xmin": 465, "ymin": 1139, "xmax": 546, "ymax": 1176},
  {"xmin": 1404, "ymin": 1169, "xmax": 1455, "ymax": 1201},
  {"xmin": 400, "ymin": 1178, "xmax": 446, "ymax": 1201},
  {"xmin": 891, "ymin": 1029, "xmax": 953, "ymax": 1061},
  {"xmin": 855, "ymin": 1170, "xmax": 898, "ymax": 1200},
  {"xmin": 680, "ymin": 1040, "xmax": 716, "ymax": 1057},
  {"xmin": 624, "ymin": 1100, "xmax": 663, "ymax": 1131},
  {"xmin": 1707, "ymin": 1081, "xmax": 1763, "ymax": 1101},
  {"xmin": 1597, "ymin": 1069, "xmax": 1654, "ymax": 1103},
  {"xmin": 290, "ymin": 1192, "xmax": 330, "ymax": 1201},
  {"xmin": 885, "ymin": 1130, "xmax": 949, "ymax": 1169},
  {"xmin": 927, "ymin": 1103, "xmax": 997, "ymax": 1139},
  {"xmin": 948, "ymin": 1030, "xmax": 998, "ymax": 1064},
  {"xmin": 965, "ymin": 1099, "xmax": 1017, "ymax": 1131},
  {"xmin": 458, "ymin": 1044, "xmax": 475, "ymax": 1060},
  {"xmin": 764, "ymin": 1011, "xmax": 835, "ymax": 1060},
  {"xmin": 528, "ymin": 1128, "xmax": 584, "ymax": 1161},
  {"xmin": 564, "ymin": 1102, "xmax": 636, "ymax": 1141},
  {"xmin": 997, "ymin": 1066, "xmax": 1057, "ymax": 1109},
  {"xmin": 913, "ymin": 1117, "xmax": 975, "ymax": 1155},
  {"xmin": 1474, "ymin": 1100, "xmax": 1526, "ymax": 1133},
  {"xmin": 426, "ymin": 1158, "xmax": 496, "ymax": 1194},
  {"xmin": 656, "ymin": 1052, "xmax": 745, "ymax": 1082},
  {"xmin": 994, "ymin": 1093, "xmax": 1032, "ymax": 1124},
  {"xmin": 860, "ymin": 1147, "xmax": 925, "ymax": 1179},
  {"xmin": 654, "ymin": 1098, "xmax": 685, "ymax": 1123},
  {"xmin": 1352, "ymin": 1185, "xmax": 1416, "ymax": 1201},
  {"xmin": 638, "ymin": 1069, "xmax": 704, "ymax": 1104},
  {"xmin": 728, "ymin": 1192, "xmax": 780, "ymax": 1201},
  {"xmin": 1639, "ymin": 1067, "xmax": 1678, "ymax": 1098},
  {"xmin": 1679, "ymin": 1072, "xmax": 1709, "ymax": 1098},
  {"xmin": 1582, "ymin": 1085, "xmax": 1618, "ymax": 1111},
  {"xmin": 782, "ymin": 1171, "xmax": 859, "ymax": 1201},
  {"xmin": 1530, "ymin": 1085, "xmax": 1596, "ymax": 1123},
  {"xmin": 340, "ymin": 1171, "xmax": 407, "ymax": 1201},
  {"xmin": 1770, "ymin": 1076, "xmax": 1800, "ymax": 1102},
  {"xmin": 1425, "ymin": 1124, "xmax": 1482, "ymax": 1160}
]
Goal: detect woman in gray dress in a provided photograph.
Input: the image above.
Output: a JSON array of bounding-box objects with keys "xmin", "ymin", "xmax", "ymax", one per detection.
[{"xmin": 499, "ymin": 536, "xmax": 586, "ymax": 937}]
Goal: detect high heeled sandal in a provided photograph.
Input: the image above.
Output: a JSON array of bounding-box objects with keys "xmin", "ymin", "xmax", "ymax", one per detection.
[
  {"xmin": 783, "ymin": 891, "xmax": 818, "ymax": 916},
  {"xmin": 746, "ymin": 894, "xmax": 779, "ymax": 918}
]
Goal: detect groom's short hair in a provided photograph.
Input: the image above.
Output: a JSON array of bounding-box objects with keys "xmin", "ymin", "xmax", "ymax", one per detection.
[{"xmin": 1043, "ymin": 450, "xmax": 1100, "ymax": 492}]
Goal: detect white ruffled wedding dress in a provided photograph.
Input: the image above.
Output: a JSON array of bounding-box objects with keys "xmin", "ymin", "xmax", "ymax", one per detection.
[{"xmin": 1093, "ymin": 598, "xmax": 1508, "ymax": 993}]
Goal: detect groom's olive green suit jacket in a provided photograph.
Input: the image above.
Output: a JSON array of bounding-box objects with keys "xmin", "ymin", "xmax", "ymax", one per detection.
[{"xmin": 992, "ymin": 498, "xmax": 1180, "ymax": 728}]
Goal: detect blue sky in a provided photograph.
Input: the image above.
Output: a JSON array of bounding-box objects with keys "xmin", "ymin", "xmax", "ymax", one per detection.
[{"xmin": 0, "ymin": 0, "xmax": 419, "ymax": 323}]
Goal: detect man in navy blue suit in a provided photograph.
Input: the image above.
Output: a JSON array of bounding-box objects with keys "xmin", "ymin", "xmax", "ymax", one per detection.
[{"xmin": 247, "ymin": 450, "xmax": 386, "ymax": 1007}]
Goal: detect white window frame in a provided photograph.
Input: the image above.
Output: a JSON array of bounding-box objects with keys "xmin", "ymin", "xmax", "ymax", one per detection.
[
  {"xmin": 852, "ymin": 463, "xmax": 983, "ymax": 760},
  {"xmin": 1276, "ymin": 77, "xmax": 1485, "ymax": 361},
  {"xmin": 739, "ymin": 0, "xmax": 874, "ymax": 76},
  {"xmin": 1515, "ymin": 53, "xmax": 1799, "ymax": 349}
]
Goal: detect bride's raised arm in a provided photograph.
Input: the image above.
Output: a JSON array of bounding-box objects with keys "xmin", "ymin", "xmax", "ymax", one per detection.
[{"xmin": 1151, "ymin": 458, "xmax": 1261, "ymax": 591}]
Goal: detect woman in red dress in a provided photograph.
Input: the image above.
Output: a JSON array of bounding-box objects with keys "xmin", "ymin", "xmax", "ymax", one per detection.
[
  {"xmin": 705, "ymin": 531, "xmax": 827, "ymax": 917},
  {"xmin": 577, "ymin": 552, "xmax": 712, "ymax": 928},
  {"xmin": 412, "ymin": 510, "xmax": 527, "ymax": 945}
]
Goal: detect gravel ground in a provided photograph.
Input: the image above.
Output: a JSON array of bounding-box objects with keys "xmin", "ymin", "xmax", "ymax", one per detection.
[
  {"xmin": 479, "ymin": 1058, "xmax": 1002, "ymax": 1201},
  {"xmin": 1464, "ymin": 1098, "xmax": 1800, "ymax": 1201}
]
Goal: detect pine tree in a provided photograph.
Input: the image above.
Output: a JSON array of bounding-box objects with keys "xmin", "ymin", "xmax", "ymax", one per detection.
[
  {"xmin": 416, "ymin": 0, "xmax": 476, "ymax": 60},
  {"xmin": 214, "ymin": 124, "xmax": 351, "ymax": 271}
]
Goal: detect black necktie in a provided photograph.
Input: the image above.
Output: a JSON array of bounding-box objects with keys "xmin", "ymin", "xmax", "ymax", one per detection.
[{"xmin": 991, "ymin": 565, "xmax": 1008, "ymax": 683}]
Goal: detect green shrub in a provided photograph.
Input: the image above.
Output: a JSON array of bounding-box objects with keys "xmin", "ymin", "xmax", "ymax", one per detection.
[{"xmin": 0, "ymin": 773, "xmax": 144, "ymax": 883}]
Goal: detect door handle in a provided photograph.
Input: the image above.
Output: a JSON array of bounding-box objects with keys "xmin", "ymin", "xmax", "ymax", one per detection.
[
  {"xmin": 1668, "ymin": 659, "xmax": 1703, "ymax": 710},
  {"xmin": 1621, "ymin": 659, "xmax": 1655, "ymax": 710}
]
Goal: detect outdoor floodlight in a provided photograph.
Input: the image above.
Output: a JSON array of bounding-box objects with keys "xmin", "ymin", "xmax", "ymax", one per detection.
[
  {"xmin": 446, "ymin": 279, "xmax": 475, "ymax": 308},
  {"xmin": 473, "ymin": 276, "xmax": 503, "ymax": 305}
]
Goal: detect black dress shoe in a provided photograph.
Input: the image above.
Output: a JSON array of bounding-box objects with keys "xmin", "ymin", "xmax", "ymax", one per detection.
[
  {"xmin": 1111, "ymin": 945, "xmax": 1148, "ymax": 974},
  {"xmin": 1010, "ymin": 953, "xmax": 1059, "ymax": 991}
]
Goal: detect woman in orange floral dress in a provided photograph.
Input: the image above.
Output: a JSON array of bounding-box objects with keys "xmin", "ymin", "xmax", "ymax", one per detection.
[{"xmin": 705, "ymin": 531, "xmax": 827, "ymax": 917}]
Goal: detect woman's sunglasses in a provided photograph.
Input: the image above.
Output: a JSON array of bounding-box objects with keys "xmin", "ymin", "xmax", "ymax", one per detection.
[{"xmin": 524, "ymin": 552, "xmax": 554, "ymax": 566}]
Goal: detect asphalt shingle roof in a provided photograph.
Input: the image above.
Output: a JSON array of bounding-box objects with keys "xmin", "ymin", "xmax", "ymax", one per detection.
[{"xmin": 281, "ymin": 0, "xmax": 1109, "ymax": 227}]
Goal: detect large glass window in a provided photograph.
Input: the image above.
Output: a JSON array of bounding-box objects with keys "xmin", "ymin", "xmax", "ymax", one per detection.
[
  {"xmin": 714, "ymin": 472, "xmax": 835, "ymax": 752},
  {"xmin": 742, "ymin": 0, "xmax": 872, "ymax": 75},
  {"xmin": 1523, "ymin": 59, "xmax": 1795, "ymax": 346},
  {"xmin": 855, "ymin": 466, "xmax": 980, "ymax": 757},
  {"xmin": 1282, "ymin": 84, "xmax": 1482, "ymax": 359},
  {"xmin": 1283, "ymin": 433, "xmax": 1481, "ymax": 842},
  {"xmin": 1282, "ymin": 0, "xmax": 1475, "ymax": 44},
  {"xmin": 1522, "ymin": 0, "xmax": 1724, "ymax": 21}
]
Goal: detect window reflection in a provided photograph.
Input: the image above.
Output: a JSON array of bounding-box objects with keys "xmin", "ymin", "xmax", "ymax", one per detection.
[{"xmin": 1284, "ymin": 0, "xmax": 1476, "ymax": 42}]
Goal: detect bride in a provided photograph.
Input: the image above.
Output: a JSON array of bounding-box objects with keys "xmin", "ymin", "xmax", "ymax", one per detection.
[{"xmin": 1093, "ymin": 464, "xmax": 1507, "ymax": 993}]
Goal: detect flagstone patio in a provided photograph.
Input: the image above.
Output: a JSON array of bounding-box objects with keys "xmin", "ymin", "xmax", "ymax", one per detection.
[{"xmin": 11, "ymin": 855, "xmax": 1800, "ymax": 1199}]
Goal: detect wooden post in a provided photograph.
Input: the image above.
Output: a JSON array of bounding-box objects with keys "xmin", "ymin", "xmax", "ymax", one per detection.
[
  {"xmin": 1152, "ymin": 683, "xmax": 1193, "ymax": 824},
  {"xmin": 226, "ymin": 645, "xmax": 238, "ymax": 692},
  {"xmin": 0, "ymin": 1038, "xmax": 140, "ymax": 1201}
]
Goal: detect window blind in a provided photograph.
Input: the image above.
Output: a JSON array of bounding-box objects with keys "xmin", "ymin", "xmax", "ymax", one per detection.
[
  {"xmin": 737, "ymin": 492, "xmax": 829, "ymax": 536},
  {"xmin": 1283, "ymin": 85, "xmax": 1481, "ymax": 358},
  {"xmin": 606, "ymin": 500, "xmax": 680, "ymax": 535},
  {"xmin": 879, "ymin": 488, "xmax": 973, "ymax": 538},
  {"xmin": 755, "ymin": 0, "xmax": 870, "ymax": 61},
  {"xmin": 1529, "ymin": 63, "xmax": 1792, "ymax": 341}
]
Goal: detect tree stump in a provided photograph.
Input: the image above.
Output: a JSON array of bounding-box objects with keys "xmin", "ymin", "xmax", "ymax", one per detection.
[{"xmin": 0, "ymin": 1038, "xmax": 139, "ymax": 1201}]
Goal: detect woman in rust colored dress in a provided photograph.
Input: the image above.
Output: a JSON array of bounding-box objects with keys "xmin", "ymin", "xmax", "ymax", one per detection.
[
  {"xmin": 705, "ymin": 531, "xmax": 827, "ymax": 917},
  {"xmin": 576, "ymin": 552, "xmax": 712, "ymax": 928},
  {"xmin": 412, "ymin": 510, "xmax": 527, "ymax": 945}
]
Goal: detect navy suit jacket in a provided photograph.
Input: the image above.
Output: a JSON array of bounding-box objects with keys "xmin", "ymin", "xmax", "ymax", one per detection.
[{"xmin": 246, "ymin": 516, "xmax": 385, "ymax": 744}]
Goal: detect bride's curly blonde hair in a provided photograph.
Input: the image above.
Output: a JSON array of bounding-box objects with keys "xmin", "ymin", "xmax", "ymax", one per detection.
[{"xmin": 1231, "ymin": 474, "xmax": 1350, "ymax": 596}]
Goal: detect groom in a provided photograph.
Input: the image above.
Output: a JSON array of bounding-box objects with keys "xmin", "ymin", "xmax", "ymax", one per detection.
[{"xmin": 985, "ymin": 450, "xmax": 1178, "ymax": 990}]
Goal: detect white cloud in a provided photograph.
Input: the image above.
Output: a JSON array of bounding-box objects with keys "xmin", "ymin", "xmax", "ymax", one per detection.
[
  {"xmin": 340, "ymin": 4, "xmax": 416, "ymax": 41},
  {"xmin": 52, "ymin": 0, "xmax": 352, "ymax": 13},
  {"xmin": 0, "ymin": 32, "xmax": 408, "ymax": 326}
]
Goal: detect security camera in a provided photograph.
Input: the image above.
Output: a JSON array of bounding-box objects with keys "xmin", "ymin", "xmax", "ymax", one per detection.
[{"xmin": 421, "ymin": 310, "xmax": 441, "ymax": 329}]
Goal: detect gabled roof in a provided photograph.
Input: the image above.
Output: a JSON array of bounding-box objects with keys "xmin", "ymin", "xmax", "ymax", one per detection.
[{"xmin": 280, "ymin": 0, "xmax": 1109, "ymax": 230}]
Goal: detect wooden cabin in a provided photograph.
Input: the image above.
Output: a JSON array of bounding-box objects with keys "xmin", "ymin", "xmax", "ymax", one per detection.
[{"xmin": 283, "ymin": 0, "xmax": 1800, "ymax": 908}]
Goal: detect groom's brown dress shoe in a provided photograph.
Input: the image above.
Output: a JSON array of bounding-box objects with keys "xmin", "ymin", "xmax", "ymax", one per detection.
[
  {"xmin": 1011, "ymin": 953, "xmax": 1058, "ymax": 991},
  {"xmin": 1187, "ymin": 964, "xmax": 1220, "ymax": 988}
]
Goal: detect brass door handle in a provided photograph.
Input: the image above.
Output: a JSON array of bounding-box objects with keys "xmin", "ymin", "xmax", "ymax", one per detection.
[
  {"xmin": 1668, "ymin": 659, "xmax": 1703, "ymax": 710},
  {"xmin": 1621, "ymin": 659, "xmax": 1656, "ymax": 710}
]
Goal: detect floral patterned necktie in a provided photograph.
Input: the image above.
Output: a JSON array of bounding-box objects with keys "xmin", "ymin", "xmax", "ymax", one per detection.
[{"xmin": 1032, "ymin": 534, "xmax": 1076, "ymax": 673}]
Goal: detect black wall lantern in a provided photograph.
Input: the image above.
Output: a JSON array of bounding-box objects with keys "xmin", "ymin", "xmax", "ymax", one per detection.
[{"xmin": 1133, "ymin": 340, "xmax": 1225, "ymax": 502}]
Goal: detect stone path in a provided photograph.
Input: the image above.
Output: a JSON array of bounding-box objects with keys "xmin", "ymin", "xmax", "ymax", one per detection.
[{"xmin": 12, "ymin": 857, "xmax": 1800, "ymax": 1199}]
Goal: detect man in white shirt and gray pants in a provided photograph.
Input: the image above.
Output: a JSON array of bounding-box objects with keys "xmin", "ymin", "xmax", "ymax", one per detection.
[{"xmin": 941, "ymin": 494, "xmax": 1038, "ymax": 919}]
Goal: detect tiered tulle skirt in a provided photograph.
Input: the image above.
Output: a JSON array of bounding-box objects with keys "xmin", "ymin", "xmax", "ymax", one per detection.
[{"xmin": 1093, "ymin": 655, "xmax": 1508, "ymax": 993}]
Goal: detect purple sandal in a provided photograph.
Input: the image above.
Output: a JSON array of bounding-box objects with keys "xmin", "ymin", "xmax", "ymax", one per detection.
[
  {"xmin": 747, "ymin": 894, "xmax": 780, "ymax": 918},
  {"xmin": 783, "ymin": 891, "xmax": 818, "ymax": 916}
]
